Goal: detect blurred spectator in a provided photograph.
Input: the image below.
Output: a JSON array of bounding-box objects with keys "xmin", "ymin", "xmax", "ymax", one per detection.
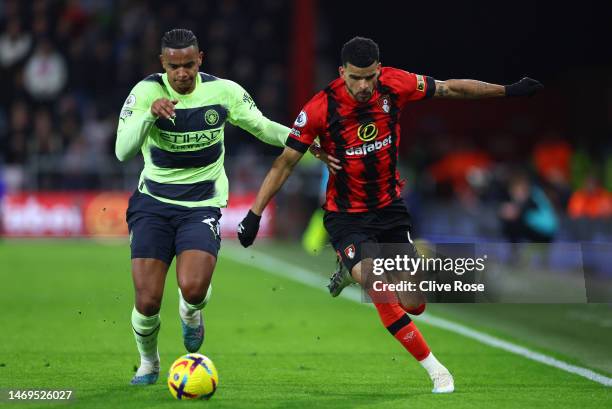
[
  {"xmin": 23, "ymin": 38, "xmax": 68, "ymax": 102},
  {"xmin": 86, "ymin": 37, "xmax": 116, "ymax": 104},
  {"xmin": 56, "ymin": 0, "xmax": 90, "ymax": 42},
  {"xmin": 567, "ymin": 174, "xmax": 612, "ymax": 219},
  {"xmin": 62, "ymin": 135, "xmax": 97, "ymax": 190},
  {"xmin": 569, "ymin": 147, "xmax": 592, "ymax": 190},
  {"xmin": 31, "ymin": 4, "xmax": 52, "ymax": 39},
  {"xmin": 0, "ymin": 19, "xmax": 32, "ymax": 106},
  {"xmin": 81, "ymin": 105, "xmax": 115, "ymax": 160},
  {"xmin": 66, "ymin": 38, "xmax": 89, "ymax": 93},
  {"xmin": 532, "ymin": 136, "xmax": 572, "ymax": 208},
  {"xmin": 428, "ymin": 148, "xmax": 493, "ymax": 206},
  {"xmin": 533, "ymin": 137, "xmax": 572, "ymax": 183},
  {"xmin": 6, "ymin": 100, "xmax": 30, "ymax": 164},
  {"xmin": 0, "ymin": 20, "xmax": 32, "ymax": 69},
  {"xmin": 499, "ymin": 172, "xmax": 558, "ymax": 243},
  {"xmin": 29, "ymin": 108, "xmax": 62, "ymax": 156},
  {"xmin": 58, "ymin": 112, "xmax": 81, "ymax": 151}
]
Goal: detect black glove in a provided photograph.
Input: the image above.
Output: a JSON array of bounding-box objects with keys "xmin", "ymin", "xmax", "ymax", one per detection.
[
  {"xmin": 237, "ymin": 210, "xmax": 261, "ymax": 247},
  {"xmin": 505, "ymin": 77, "xmax": 543, "ymax": 97}
]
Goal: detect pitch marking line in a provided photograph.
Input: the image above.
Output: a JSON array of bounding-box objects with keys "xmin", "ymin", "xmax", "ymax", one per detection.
[{"xmin": 222, "ymin": 244, "xmax": 612, "ymax": 387}]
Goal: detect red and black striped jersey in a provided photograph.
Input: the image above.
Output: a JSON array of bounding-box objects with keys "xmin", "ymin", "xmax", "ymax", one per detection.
[{"xmin": 286, "ymin": 67, "xmax": 435, "ymax": 213}]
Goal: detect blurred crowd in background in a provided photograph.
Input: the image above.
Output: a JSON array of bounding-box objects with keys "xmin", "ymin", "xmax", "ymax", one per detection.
[
  {"xmin": 0, "ymin": 0, "xmax": 289, "ymax": 191},
  {"xmin": 0, "ymin": 0, "xmax": 611, "ymax": 244}
]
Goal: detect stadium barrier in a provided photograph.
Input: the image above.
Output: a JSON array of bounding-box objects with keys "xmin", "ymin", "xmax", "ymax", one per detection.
[{"xmin": 1, "ymin": 192, "xmax": 274, "ymax": 238}]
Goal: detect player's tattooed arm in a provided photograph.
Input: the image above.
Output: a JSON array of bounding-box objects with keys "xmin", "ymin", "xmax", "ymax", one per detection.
[{"xmin": 434, "ymin": 79, "xmax": 505, "ymax": 99}]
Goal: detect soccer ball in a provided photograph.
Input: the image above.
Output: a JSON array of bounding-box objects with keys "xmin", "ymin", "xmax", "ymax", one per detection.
[{"xmin": 167, "ymin": 353, "xmax": 219, "ymax": 400}]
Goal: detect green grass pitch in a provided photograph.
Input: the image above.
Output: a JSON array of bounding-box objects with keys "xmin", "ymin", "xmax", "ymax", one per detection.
[{"xmin": 0, "ymin": 240, "xmax": 611, "ymax": 408}]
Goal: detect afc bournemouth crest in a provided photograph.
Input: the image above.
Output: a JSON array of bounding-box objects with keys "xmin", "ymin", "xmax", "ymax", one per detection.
[
  {"xmin": 377, "ymin": 95, "xmax": 390, "ymax": 113},
  {"xmin": 344, "ymin": 244, "xmax": 356, "ymax": 260}
]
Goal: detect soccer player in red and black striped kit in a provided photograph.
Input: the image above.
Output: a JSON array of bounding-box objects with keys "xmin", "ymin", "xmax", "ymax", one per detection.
[{"xmin": 238, "ymin": 36, "xmax": 543, "ymax": 393}]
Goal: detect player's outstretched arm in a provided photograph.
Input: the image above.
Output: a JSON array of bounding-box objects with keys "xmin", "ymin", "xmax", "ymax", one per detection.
[
  {"xmin": 434, "ymin": 77, "xmax": 543, "ymax": 99},
  {"xmin": 237, "ymin": 146, "xmax": 304, "ymax": 247},
  {"xmin": 225, "ymin": 80, "xmax": 340, "ymax": 170},
  {"xmin": 249, "ymin": 118, "xmax": 340, "ymax": 171}
]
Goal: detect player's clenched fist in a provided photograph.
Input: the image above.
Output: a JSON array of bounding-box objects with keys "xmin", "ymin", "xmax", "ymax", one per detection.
[
  {"xmin": 237, "ymin": 210, "xmax": 261, "ymax": 247},
  {"xmin": 151, "ymin": 98, "xmax": 178, "ymax": 119},
  {"xmin": 504, "ymin": 77, "xmax": 543, "ymax": 97}
]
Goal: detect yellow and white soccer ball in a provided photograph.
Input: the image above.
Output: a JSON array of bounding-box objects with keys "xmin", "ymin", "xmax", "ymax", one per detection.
[{"xmin": 167, "ymin": 353, "xmax": 219, "ymax": 400}]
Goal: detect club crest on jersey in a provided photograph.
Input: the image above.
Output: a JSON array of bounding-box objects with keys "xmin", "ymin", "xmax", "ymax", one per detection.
[
  {"xmin": 357, "ymin": 122, "xmax": 378, "ymax": 142},
  {"xmin": 378, "ymin": 95, "xmax": 390, "ymax": 113},
  {"xmin": 294, "ymin": 111, "xmax": 307, "ymax": 127},
  {"xmin": 205, "ymin": 109, "xmax": 219, "ymax": 126},
  {"xmin": 344, "ymin": 244, "xmax": 356, "ymax": 260}
]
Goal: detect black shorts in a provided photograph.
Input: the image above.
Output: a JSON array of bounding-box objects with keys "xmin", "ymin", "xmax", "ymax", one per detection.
[
  {"xmin": 126, "ymin": 190, "xmax": 221, "ymax": 265},
  {"xmin": 323, "ymin": 200, "xmax": 416, "ymax": 272}
]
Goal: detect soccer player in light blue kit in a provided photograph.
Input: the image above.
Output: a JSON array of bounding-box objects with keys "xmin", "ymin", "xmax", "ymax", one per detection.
[{"xmin": 115, "ymin": 29, "xmax": 338, "ymax": 385}]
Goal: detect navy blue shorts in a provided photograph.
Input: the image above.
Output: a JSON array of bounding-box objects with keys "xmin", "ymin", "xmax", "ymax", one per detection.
[
  {"xmin": 126, "ymin": 190, "xmax": 221, "ymax": 265},
  {"xmin": 323, "ymin": 200, "xmax": 416, "ymax": 272}
]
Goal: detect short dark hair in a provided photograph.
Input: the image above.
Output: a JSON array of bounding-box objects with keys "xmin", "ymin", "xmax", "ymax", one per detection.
[
  {"xmin": 341, "ymin": 37, "xmax": 379, "ymax": 68},
  {"xmin": 161, "ymin": 29, "xmax": 198, "ymax": 51}
]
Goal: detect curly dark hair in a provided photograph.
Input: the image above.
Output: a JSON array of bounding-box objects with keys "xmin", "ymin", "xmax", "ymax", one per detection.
[{"xmin": 341, "ymin": 36, "xmax": 379, "ymax": 67}]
